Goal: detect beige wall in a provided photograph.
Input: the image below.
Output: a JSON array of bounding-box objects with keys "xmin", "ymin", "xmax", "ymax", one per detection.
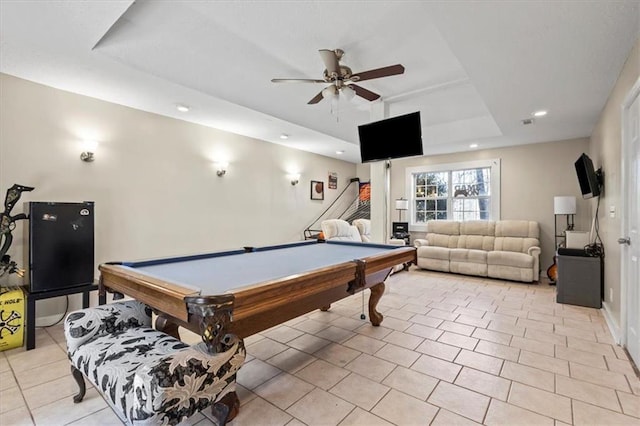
[
  {"xmin": 382, "ymin": 138, "xmax": 591, "ymax": 273},
  {"xmin": 0, "ymin": 74, "xmax": 357, "ymax": 318},
  {"xmin": 589, "ymin": 37, "xmax": 640, "ymax": 334}
]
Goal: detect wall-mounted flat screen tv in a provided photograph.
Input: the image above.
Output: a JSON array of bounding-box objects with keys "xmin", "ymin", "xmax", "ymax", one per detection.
[
  {"xmin": 358, "ymin": 112, "xmax": 423, "ymax": 163},
  {"xmin": 575, "ymin": 153, "xmax": 601, "ymax": 199}
]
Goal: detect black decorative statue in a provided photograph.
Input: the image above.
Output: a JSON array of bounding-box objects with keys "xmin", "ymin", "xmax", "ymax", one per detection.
[{"xmin": 0, "ymin": 184, "xmax": 34, "ymax": 278}]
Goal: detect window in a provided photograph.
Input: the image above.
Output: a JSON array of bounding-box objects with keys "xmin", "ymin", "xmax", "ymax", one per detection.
[{"xmin": 405, "ymin": 159, "xmax": 500, "ymax": 231}]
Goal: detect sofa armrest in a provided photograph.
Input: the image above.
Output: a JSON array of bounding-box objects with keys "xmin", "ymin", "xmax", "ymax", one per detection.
[
  {"xmin": 528, "ymin": 246, "xmax": 542, "ymax": 281},
  {"xmin": 388, "ymin": 238, "xmax": 406, "ymax": 246},
  {"xmin": 64, "ymin": 300, "xmax": 152, "ymax": 354},
  {"xmin": 414, "ymin": 238, "xmax": 430, "ymax": 247}
]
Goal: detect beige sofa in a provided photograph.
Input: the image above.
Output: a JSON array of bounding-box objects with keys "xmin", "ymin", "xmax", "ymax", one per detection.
[{"xmin": 414, "ymin": 220, "xmax": 541, "ymax": 283}]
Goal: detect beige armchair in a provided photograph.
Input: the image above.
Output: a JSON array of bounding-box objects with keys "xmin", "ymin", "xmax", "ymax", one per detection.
[
  {"xmin": 320, "ymin": 219, "xmax": 363, "ymax": 241},
  {"xmin": 321, "ymin": 219, "xmax": 408, "ymax": 273},
  {"xmin": 352, "ymin": 218, "xmax": 372, "ymax": 242},
  {"xmin": 352, "ymin": 218, "xmax": 406, "ymax": 247}
]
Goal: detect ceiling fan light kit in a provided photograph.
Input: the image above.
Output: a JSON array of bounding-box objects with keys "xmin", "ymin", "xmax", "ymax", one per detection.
[
  {"xmin": 342, "ymin": 85, "xmax": 356, "ymax": 101},
  {"xmin": 271, "ymin": 48, "xmax": 405, "ymax": 105},
  {"xmin": 322, "ymin": 85, "xmax": 338, "ymax": 99}
]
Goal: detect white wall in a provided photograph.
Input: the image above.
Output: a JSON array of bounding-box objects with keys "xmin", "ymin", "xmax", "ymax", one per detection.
[
  {"xmin": 0, "ymin": 74, "xmax": 357, "ymax": 319},
  {"xmin": 589, "ymin": 37, "xmax": 640, "ymax": 334}
]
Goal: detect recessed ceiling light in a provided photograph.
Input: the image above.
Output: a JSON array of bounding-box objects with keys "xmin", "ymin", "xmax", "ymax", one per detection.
[
  {"xmin": 176, "ymin": 104, "xmax": 190, "ymax": 112},
  {"xmin": 280, "ymin": 133, "xmax": 289, "ymax": 139},
  {"xmin": 469, "ymin": 144, "xmax": 478, "ymax": 149},
  {"xmin": 336, "ymin": 150, "xmax": 345, "ymax": 155},
  {"xmin": 533, "ymin": 110, "xmax": 547, "ymax": 117}
]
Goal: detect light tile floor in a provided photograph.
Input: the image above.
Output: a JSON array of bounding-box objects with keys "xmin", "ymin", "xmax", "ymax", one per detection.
[{"xmin": 1, "ymin": 269, "xmax": 639, "ymax": 425}]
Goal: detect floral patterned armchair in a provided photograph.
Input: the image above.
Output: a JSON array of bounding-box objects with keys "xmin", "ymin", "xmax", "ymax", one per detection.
[{"xmin": 64, "ymin": 300, "xmax": 245, "ymax": 425}]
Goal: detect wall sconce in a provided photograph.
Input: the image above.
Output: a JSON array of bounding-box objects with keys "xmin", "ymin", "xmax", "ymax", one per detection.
[
  {"xmin": 214, "ymin": 162, "xmax": 228, "ymax": 177},
  {"xmin": 289, "ymin": 173, "xmax": 300, "ymax": 186},
  {"xmin": 80, "ymin": 140, "xmax": 98, "ymax": 162},
  {"xmin": 395, "ymin": 198, "xmax": 409, "ymax": 222}
]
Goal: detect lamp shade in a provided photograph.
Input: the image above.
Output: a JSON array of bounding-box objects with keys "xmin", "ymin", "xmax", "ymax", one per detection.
[
  {"xmin": 554, "ymin": 196, "xmax": 576, "ymax": 215},
  {"xmin": 395, "ymin": 199, "xmax": 409, "ymax": 210}
]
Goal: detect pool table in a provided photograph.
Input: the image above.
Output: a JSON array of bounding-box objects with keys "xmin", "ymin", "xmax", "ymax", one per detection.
[{"xmin": 99, "ymin": 239, "xmax": 416, "ymax": 349}]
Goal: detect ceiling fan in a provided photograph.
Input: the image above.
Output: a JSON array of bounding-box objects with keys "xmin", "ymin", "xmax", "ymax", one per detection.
[{"xmin": 271, "ymin": 49, "xmax": 405, "ymax": 105}]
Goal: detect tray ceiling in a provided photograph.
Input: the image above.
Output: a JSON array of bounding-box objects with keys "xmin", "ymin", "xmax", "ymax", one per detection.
[{"xmin": 1, "ymin": 1, "xmax": 638, "ymax": 163}]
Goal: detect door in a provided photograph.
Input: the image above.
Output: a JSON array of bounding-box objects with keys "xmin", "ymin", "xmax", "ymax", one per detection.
[{"xmin": 621, "ymin": 79, "xmax": 640, "ymax": 366}]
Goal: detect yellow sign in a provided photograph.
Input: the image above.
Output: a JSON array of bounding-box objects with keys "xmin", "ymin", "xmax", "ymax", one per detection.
[{"xmin": 0, "ymin": 287, "xmax": 25, "ymax": 351}]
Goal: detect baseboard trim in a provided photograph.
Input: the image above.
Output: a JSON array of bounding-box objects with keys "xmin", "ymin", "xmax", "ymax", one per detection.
[
  {"xmin": 601, "ymin": 301, "xmax": 621, "ymax": 345},
  {"xmin": 35, "ymin": 312, "xmax": 68, "ymax": 328}
]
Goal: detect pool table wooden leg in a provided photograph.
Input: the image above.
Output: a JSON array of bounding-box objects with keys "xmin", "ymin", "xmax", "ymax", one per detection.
[
  {"xmin": 155, "ymin": 314, "xmax": 181, "ymax": 340},
  {"xmin": 320, "ymin": 305, "xmax": 331, "ymax": 311},
  {"xmin": 368, "ymin": 283, "xmax": 385, "ymax": 326}
]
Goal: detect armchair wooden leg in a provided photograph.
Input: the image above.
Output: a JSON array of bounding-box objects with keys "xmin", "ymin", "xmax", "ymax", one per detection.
[
  {"xmin": 211, "ymin": 391, "xmax": 240, "ymax": 425},
  {"xmin": 70, "ymin": 365, "xmax": 86, "ymax": 403}
]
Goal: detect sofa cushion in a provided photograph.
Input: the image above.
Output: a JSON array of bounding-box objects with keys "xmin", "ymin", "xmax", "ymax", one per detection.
[
  {"xmin": 425, "ymin": 233, "xmax": 459, "ymax": 248},
  {"xmin": 417, "ymin": 257, "xmax": 450, "ymax": 272},
  {"xmin": 488, "ymin": 265, "xmax": 534, "ymax": 283},
  {"xmin": 450, "ymin": 249, "xmax": 488, "ymax": 264},
  {"xmin": 457, "ymin": 235, "xmax": 495, "ymax": 251},
  {"xmin": 427, "ymin": 220, "xmax": 460, "ymax": 235},
  {"xmin": 494, "ymin": 237, "xmax": 540, "ymax": 254},
  {"xmin": 460, "ymin": 220, "xmax": 495, "ymax": 236},
  {"xmin": 450, "ymin": 261, "xmax": 488, "ymax": 277},
  {"xmin": 487, "ymin": 250, "xmax": 534, "ymax": 269},
  {"xmin": 495, "ymin": 220, "xmax": 539, "ymax": 239},
  {"xmin": 417, "ymin": 246, "xmax": 450, "ymax": 261}
]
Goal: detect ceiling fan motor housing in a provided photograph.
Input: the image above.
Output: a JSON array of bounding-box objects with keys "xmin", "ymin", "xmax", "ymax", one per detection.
[{"xmin": 323, "ymin": 66, "xmax": 353, "ymax": 84}]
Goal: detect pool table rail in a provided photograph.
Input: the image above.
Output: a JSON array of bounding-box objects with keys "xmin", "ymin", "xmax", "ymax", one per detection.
[{"xmin": 99, "ymin": 264, "xmax": 199, "ymax": 323}]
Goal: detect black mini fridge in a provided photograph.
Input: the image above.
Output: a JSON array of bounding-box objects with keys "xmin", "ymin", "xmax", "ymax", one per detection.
[
  {"xmin": 25, "ymin": 202, "xmax": 95, "ymax": 293},
  {"xmin": 556, "ymin": 248, "xmax": 603, "ymax": 308}
]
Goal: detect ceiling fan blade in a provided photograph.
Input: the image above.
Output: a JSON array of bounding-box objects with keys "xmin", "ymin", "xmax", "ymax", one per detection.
[
  {"xmin": 271, "ymin": 78, "xmax": 326, "ymax": 83},
  {"xmin": 350, "ymin": 84, "xmax": 380, "ymax": 101},
  {"xmin": 351, "ymin": 64, "xmax": 405, "ymax": 82},
  {"xmin": 307, "ymin": 91, "xmax": 325, "ymax": 104},
  {"xmin": 319, "ymin": 49, "xmax": 340, "ymax": 76}
]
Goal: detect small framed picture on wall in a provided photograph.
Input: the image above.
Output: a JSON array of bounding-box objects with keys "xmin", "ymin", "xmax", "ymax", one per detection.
[
  {"xmin": 311, "ymin": 180, "xmax": 324, "ymax": 200},
  {"xmin": 328, "ymin": 172, "xmax": 338, "ymax": 189}
]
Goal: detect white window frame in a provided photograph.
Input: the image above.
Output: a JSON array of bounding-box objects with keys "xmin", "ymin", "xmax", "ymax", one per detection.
[{"xmin": 405, "ymin": 158, "xmax": 501, "ymax": 232}]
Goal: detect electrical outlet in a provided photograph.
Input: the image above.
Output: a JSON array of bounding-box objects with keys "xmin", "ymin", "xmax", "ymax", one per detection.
[{"xmin": 609, "ymin": 288, "xmax": 613, "ymax": 301}]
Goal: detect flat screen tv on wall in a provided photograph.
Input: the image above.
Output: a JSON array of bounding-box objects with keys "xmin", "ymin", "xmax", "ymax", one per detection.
[
  {"xmin": 358, "ymin": 112, "xmax": 423, "ymax": 163},
  {"xmin": 574, "ymin": 153, "xmax": 602, "ymax": 199}
]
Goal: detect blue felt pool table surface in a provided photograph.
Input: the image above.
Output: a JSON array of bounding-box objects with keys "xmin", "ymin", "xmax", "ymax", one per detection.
[{"xmin": 119, "ymin": 240, "xmax": 404, "ymax": 293}]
